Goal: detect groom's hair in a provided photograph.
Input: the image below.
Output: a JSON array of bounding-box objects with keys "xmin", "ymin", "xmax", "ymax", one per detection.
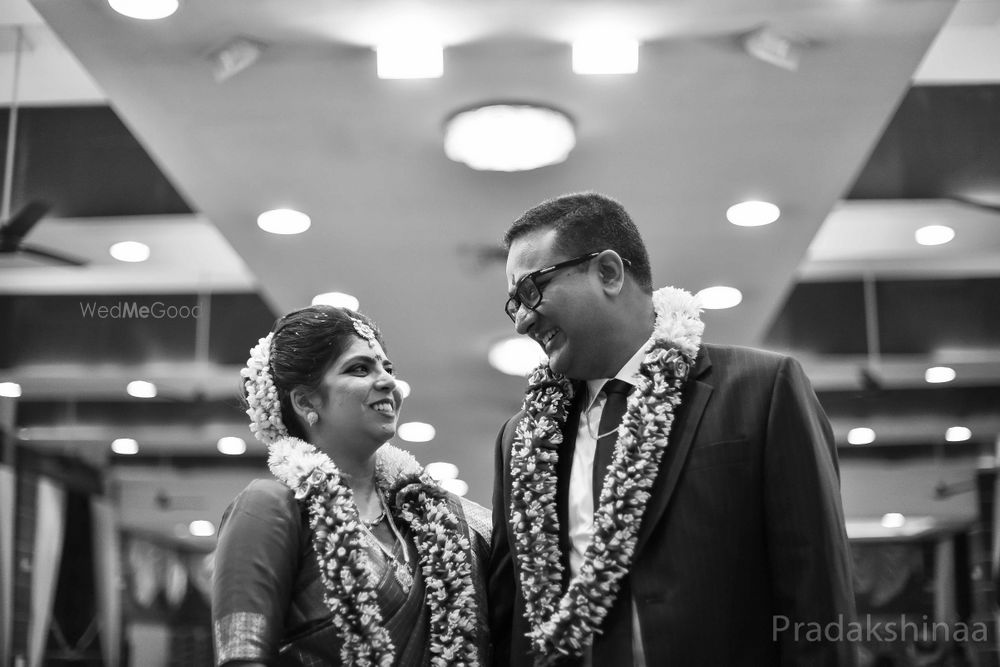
[{"xmin": 503, "ymin": 191, "xmax": 653, "ymax": 293}]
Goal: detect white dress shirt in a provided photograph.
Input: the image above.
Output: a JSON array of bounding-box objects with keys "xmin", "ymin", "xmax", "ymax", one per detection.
[{"xmin": 567, "ymin": 344, "xmax": 647, "ymax": 667}]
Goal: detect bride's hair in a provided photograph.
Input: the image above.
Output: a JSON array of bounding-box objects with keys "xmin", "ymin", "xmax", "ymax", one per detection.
[{"xmin": 258, "ymin": 305, "xmax": 385, "ymax": 440}]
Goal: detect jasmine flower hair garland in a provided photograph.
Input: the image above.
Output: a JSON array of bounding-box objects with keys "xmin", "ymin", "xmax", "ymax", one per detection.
[{"xmin": 508, "ymin": 286, "xmax": 703, "ymax": 664}]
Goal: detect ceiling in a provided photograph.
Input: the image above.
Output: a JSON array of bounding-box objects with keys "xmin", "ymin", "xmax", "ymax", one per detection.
[{"xmin": 2, "ymin": 0, "xmax": 1000, "ymax": 543}]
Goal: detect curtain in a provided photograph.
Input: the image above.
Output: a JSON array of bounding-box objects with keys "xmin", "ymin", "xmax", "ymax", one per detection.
[
  {"xmin": 28, "ymin": 477, "xmax": 65, "ymax": 667},
  {"xmin": 90, "ymin": 497, "xmax": 121, "ymax": 667},
  {"xmin": 0, "ymin": 464, "xmax": 14, "ymax": 666}
]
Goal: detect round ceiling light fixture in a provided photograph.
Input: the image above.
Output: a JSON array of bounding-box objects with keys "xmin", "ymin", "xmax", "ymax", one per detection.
[
  {"xmin": 726, "ymin": 200, "xmax": 781, "ymax": 227},
  {"xmin": 109, "ymin": 0, "xmax": 179, "ymax": 20},
  {"xmin": 915, "ymin": 224, "xmax": 955, "ymax": 246},
  {"xmin": 257, "ymin": 208, "xmax": 311, "ymax": 235},
  {"xmin": 312, "ymin": 292, "xmax": 360, "ymax": 310},
  {"xmin": 217, "ymin": 436, "xmax": 247, "ymax": 455},
  {"xmin": 126, "ymin": 380, "xmax": 157, "ymax": 398},
  {"xmin": 109, "ymin": 241, "xmax": 150, "ymax": 263},
  {"xmin": 695, "ymin": 285, "xmax": 743, "ymax": 310},
  {"xmin": 945, "ymin": 426, "xmax": 971, "ymax": 442},
  {"xmin": 925, "ymin": 366, "xmax": 956, "ymax": 384},
  {"xmin": 397, "ymin": 421, "xmax": 436, "ymax": 443},
  {"xmin": 488, "ymin": 336, "xmax": 548, "ymax": 376},
  {"xmin": 444, "ymin": 104, "xmax": 575, "ymax": 172},
  {"xmin": 847, "ymin": 427, "xmax": 876, "ymax": 445},
  {"xmin": 111, "ymin": 438, "xmax": 139, "ymax": 455},
  {"xmin": 0, "ymin": 382, "xmax": 22, "ymax": 398}
]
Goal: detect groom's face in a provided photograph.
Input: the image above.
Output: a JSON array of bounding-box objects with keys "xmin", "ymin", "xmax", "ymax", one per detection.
[{"xmin": 505, "ymin": 227, "xmax": 610, "ymax": 380}]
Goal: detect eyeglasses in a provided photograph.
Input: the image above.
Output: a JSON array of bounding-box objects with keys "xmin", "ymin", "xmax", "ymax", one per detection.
[{"xmin": 504, "ymin": 251, "xmax": 631, "ymax": 322}]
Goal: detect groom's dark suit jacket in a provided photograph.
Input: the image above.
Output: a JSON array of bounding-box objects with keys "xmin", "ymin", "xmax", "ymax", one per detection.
[{"xmin": 488, "ymin": 344, "xmax": 857, "ymax": 666}]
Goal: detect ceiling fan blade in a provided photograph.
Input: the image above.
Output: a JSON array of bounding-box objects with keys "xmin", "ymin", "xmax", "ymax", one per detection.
[
  {"xmin": 16, "ymin": 243, "xmax": 88, "ymax": 267},
  {"xmin": 0, "ymin": 201, "xmax": 51, "ymax": 243}
]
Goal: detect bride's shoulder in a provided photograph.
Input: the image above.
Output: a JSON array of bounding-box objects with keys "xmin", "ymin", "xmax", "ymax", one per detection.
[{"xmin": 225, "ymin": 478, "xmax": 298, "ymax": 521}]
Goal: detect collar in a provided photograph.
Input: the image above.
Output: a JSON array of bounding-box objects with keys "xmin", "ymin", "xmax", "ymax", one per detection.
[{"xmin": 583, "ymin": 342, "xmax": 647, "ymax": 412}]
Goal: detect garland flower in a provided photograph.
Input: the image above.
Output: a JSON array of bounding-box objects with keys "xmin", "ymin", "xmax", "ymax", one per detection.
[
  {"xmin": 508, "ymin": 286, "xmax": 704, "ymax": 664},
  {"xmin": 240, "ymin": 333, "xmax": 288, "ymax": 445},
  {"xmin": 268, "ymin": 437, "xmax": 482, "ymax": 667}
]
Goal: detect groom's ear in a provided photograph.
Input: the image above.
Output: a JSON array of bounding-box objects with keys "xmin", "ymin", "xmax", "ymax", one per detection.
[{"xmin": 595, "ymin": 250, "xmax": 627, "ymax": 295}]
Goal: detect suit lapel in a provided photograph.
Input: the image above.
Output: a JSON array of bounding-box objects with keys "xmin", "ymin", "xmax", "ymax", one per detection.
[{"xmin": 634, "ymin": 347, "xmax": 713, "ymax": 555}]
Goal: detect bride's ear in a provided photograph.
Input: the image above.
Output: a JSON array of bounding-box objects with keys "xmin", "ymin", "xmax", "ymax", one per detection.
[{"xmin": 289, "ymin": 386, "xmax": 319, "ymax": 422}]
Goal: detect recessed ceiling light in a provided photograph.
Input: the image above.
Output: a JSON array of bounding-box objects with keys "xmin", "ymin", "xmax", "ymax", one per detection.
[
  {"xmin": 109, "ymin": 241, "xmax": 150, "ymax": 262},
  {"xmin": 395, "ymin": 380, "xmax": 411, "ymax": 399},
  {"xmin": 444, "ymin": 104, "xmax": 575, "ymax": 172},
  {"xmin": 439, "ymin": 478, "xmax": 469, "ymax": 497},
  {"xmin": 312, "ymin": 292, "xmax": 360, "ymax": 310},
  {"xmin": 257, "ymin": 208, "xmax": 311, "ymax": 235},
  {"xmin": 945, "ymin": 426, "xmax": 972, "ymax": 442},
  {"xmin": 425, "ymin": 462, "xmax": 459, "ymax": 481},
  {"xmin": 925, "ymin": 366, "xmax": 956, "ymax": 384},
  {"xmin": 376, "ymin": 42, "xmax": 443, "ymax": 79},
  {"xmin": 726, "ymin": 200, "xmax": 780, "ymax": 226},
  {"xmin": 880, "ymin": 512, "xmax": 905, "ymax": 528},
  {"xmin": 847, "ymin": 427, "xmax": 876, "ymax": 445},
  {"xmin": 915, "ymin": 225, "xmax": 955, "ymax": 246},
  {"xmin": 572, "ymin": 38, "xmax": 639, "ymax": 75},
  {"xmin": 397, "ymin": 421, "xmax": 435, "ymax": 443},
  {"xmin": 488, "ymin": 337, "xmax": 548, "ymax": 376},
  {"xmin": 189, "ymin": 520, "xmax": 216, "ymax": 537},
  {"xmin": 111, "ymin": 438, "xmax": 139, "ymax": 455},
  {"xmin": 217, "ymin": 436, "xmax": 247, "ymax": 455},
  {"xmin": 0, "ymin": 382, "xmax": 21, "ymax": 398},
  {"xmin": 108, "ymin": 0, "xmax": 178, "ymax": 20},
  {"xmin": 126, "ymin": 380, "xmax": 157, "ymax": 398},
  {"xmin": 695, "ymin": 286, "xmax": 743, "ymax": 310}
]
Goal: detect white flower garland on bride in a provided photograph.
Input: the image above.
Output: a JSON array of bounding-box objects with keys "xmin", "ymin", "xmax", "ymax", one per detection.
[
  {"xmin": 508, "ymin": 286, "xmax": 703, "ymax": 664},
  {"xmin": 268, "ymin": 437, "xmax": 482, "ymax": 667}
]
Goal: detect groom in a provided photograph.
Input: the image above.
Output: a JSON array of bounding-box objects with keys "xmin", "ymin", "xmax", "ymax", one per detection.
[{"xmin": 488, "ymin": 192, "xmax": 856, "ymax": 666}]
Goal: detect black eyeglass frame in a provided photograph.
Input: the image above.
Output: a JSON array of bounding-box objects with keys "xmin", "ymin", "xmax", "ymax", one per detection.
[{"xmin": 504, "ymin": 250, "xmax": 631, "ymax": 322}]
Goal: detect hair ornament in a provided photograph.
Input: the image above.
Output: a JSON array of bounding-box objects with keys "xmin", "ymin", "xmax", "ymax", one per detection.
[
  {"xmin": 350, "ymin": 316, "xmax": 377, "ymax": 347},
  {"xmin": 240, "ymin": 333, "xmax": 289, "ymax": 444}
]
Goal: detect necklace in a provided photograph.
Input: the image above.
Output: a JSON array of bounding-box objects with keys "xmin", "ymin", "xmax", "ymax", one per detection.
[
  {"xmin": 508, "ymin": 286, "xmax": 703, "ymax": 664},
  {"xmin": 582, "ymin": 386, "xmax": 631, "ymax": 441},
  {"xmin": 361, "ymin": 509, "xmax": 385, "ymax": 528},
  {"xmin": 357, "ymin": 491, "xmax": 413, "ymax": 592}
]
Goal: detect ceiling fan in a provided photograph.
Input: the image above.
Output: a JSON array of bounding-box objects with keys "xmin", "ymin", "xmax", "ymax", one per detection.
[{"xmin": 0, "ymin": 26, "xmax": 86, "ymax": 267}]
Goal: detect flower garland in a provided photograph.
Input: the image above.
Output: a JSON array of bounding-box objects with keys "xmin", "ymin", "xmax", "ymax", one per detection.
[
  {"xmin": 268, "ymin": 436, "xmax": 482, "ymax": 667},
  {"xmin": 240, "ymin": 333, "xmax": 288, "ymax": 445},
  {"xmin": 508, "ymin": 286, "xmax": 703, "ymax": 663}
]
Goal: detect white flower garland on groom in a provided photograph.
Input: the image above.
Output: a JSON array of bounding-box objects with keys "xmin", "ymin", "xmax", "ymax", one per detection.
[{"xmin": 507, "ymin": 286, "xmax": 703, "ymax": 664}]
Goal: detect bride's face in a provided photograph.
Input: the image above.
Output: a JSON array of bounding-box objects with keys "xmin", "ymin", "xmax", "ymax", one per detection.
[{"xmin": 314, "ymin": 336, "xmax": 402, "ymax": 448}]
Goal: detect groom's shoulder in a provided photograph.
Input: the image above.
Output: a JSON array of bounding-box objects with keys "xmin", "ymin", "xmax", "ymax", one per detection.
[{"xmin": 702, "ymin": 342, "xmax": 790, "ymax": 369}]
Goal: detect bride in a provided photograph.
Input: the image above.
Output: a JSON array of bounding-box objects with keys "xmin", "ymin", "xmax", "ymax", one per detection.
[{"xmin": 212, "ymin": 305, "xmax": 490, "ymax": 666}]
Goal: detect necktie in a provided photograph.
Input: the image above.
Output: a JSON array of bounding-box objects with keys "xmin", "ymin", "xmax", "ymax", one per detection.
[{"xmin": 593, "ymin": 378, "xmax": 632, "ymax": 503}]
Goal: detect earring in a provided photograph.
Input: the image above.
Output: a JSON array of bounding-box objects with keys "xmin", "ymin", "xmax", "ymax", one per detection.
[{"xmin": 306, "ymin": 411, "xmax": 318, "ymax": 426}]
